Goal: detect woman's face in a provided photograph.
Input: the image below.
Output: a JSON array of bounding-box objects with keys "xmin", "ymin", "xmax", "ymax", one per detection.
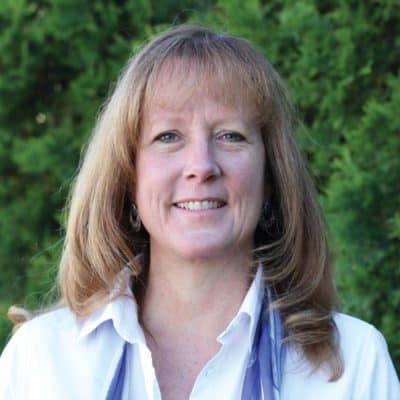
[{"xmin": 135, "ymin": 72, "xmax": 265, "ymax": 263}]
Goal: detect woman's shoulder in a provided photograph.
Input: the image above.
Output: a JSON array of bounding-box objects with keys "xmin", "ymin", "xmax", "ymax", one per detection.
[
  {"xmin": 0, "ymin": 307, "xmax": 76, "ymax": 398},
  {"xmin": 0, "ymin": 307, "xmax": 78, "ymax": 368},
  {"xmin": 333, "ymin": 311, "xmax": 375, "ymax": 333},
  {"xmin": 333, "ymin": 312, "xmax": 381, "ymax": 347},
  {"xmin": 0, "ymin": 305, "xmax": 127, "ymax": 399},
  {"xmin": 13, "ymin": 306, "xmax": 78, "ymax": 342},
  {"xmin": 285, "ymin": 312, "xmax": 382, "ymax": 372},
  {"xmin": 282, "ymin": 312, "xmax": 400, "ymax": 400},
  {"xmin": 332, "ymin": 312, "xmax": 395, "ymax": 369}
]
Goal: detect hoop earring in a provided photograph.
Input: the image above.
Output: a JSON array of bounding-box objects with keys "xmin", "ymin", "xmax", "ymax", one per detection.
[
  {"xmin": 259, "ymin": 200, "xmax": 275, "ymax": 231},
  {"xmin": 129, "ymin": 203, "xmax": 141, "ymax": 232}
]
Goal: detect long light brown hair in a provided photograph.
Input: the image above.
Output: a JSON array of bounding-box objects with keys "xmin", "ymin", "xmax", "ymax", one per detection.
[{"xmin": 58, "ymin": 25, "xmax": 342, "ymax": 379}]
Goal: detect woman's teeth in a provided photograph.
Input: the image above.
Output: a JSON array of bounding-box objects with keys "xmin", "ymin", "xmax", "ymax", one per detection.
[{"xmin": 175, "ymin": 200, "xmax": 225, "ymax": 210}]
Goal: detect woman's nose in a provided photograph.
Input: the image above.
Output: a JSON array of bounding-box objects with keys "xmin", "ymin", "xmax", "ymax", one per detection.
[{"xmin": 183, "ymin": 138, "xmax": 221, "ymax": 182}]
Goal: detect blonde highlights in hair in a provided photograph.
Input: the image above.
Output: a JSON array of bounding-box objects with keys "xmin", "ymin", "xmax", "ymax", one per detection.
[{"xmin": 58, "ymin": 25, "xmax": 342, "ymax": 379}]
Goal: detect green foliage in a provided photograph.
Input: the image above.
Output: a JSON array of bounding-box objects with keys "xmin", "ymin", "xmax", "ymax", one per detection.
[
  {"xmin": 0, "ymin": 301, "xmax": 12, "ymax": 355},
  {"xmin": 1, "ymin": 0, "xmax": 399, "ymax": 374}
]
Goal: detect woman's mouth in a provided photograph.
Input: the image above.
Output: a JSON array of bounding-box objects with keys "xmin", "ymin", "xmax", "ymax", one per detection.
[{"xmin": 174, "ymin": 200, "xmax": 226, "ymax": 211}]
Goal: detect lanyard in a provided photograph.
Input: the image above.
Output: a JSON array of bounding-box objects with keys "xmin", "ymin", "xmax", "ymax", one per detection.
[
  {"xmin": 106, "ymin": 342, "xmax": 128, "ymax": 400},
  {"xmin": 241, "ymin": 289, "xmax": 286, "ymax": 400}
]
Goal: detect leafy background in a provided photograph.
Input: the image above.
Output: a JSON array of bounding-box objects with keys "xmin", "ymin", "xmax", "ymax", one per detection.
[{"xmin": 0, "ymin": 0, "xmax": 399, "ymax": 373}]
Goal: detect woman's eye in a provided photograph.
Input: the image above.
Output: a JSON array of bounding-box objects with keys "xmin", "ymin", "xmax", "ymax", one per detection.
[
  {"xmin": 155, "ymin": 132, "xmax": 179, "ymax": 143},
  {"xmin": 220, "ymin": 132, "xmax": 246, "ymax": 142}
]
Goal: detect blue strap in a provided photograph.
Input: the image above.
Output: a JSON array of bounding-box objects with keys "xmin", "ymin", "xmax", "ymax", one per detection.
[
  {"xmin": 241, "ymin": 291, "xmax": 286, "ymax": 400},
  {"xmin": 106, "ymin": 342, "xmax": 128, "ymax": 400}
]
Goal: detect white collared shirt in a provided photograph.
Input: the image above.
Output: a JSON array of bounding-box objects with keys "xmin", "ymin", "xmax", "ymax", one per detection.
[
  {"xmin": 86, "ymin": 268, "xmax": 264, "ymax": 400},
  {"xmin": 1, "ymin": 266, "xmax": 399, "ymax": 399},
  {"xmin": 0, "ymin": 267, "xmax": 264, "ymax": 400}
]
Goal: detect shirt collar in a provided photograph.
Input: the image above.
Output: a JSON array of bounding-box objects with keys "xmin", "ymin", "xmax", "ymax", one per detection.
[
  {"xmin": 217, "ymin": 264, "xmax": 264, "ymax": 353},
  {"xmin": 77, "ymin": 267, "xmax": 146, "ymax": 345},
  {"xmin": 77, "ymin": 263, "xmax": 264, "ymax": 349}
]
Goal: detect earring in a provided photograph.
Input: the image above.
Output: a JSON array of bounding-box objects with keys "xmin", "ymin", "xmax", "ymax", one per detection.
[
  {"xmin": 129, "ymin": 203, "xmax": 141, "ymax": 232},
  {"xmin": 259, "ymin": 200, "xmax": 275, "ymax": 231}
]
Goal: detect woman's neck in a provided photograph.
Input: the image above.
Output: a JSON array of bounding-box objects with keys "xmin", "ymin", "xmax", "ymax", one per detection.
[{"xmin": 141, "ymin": 251, "xmax": 253, "ymax": 341}]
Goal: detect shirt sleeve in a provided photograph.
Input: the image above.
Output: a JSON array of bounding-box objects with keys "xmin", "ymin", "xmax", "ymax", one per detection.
[
  {"xmin": 0, "ymin": 326, "xmax": 31, "ymax": 399},
  {"xmin": 0, "ymin": 334, "xmax": 18, "ymax": 399},
  {"xmin": 356, "ymin": 326, "xmax": 400, "ymax": 400}
]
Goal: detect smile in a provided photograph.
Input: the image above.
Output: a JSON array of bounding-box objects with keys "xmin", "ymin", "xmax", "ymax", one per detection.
[{"xmin": 175, "ymin": 200, "xmax": 226, "ymax": 210}]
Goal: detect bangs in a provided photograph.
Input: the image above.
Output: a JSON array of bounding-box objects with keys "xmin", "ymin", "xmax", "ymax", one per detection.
[{"xmin": 142, "ymin": 39, "xmax": 275, "ymax": 126}]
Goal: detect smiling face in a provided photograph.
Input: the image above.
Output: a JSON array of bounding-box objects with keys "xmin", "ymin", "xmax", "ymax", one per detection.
[{"xmin": 135, "ymin": 66, "xmax": 266, "ymax": 264}]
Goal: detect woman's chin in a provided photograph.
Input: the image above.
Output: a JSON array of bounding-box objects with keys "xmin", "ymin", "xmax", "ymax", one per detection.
[{"xmin": 169, "ymin": 237, "xmax": 251, "ymax": 264}]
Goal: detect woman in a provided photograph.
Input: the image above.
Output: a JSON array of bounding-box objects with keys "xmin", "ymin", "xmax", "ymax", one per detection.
[{"xmin": 0, "ymin": 25, "xmax": 399, "ymax": 399}]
